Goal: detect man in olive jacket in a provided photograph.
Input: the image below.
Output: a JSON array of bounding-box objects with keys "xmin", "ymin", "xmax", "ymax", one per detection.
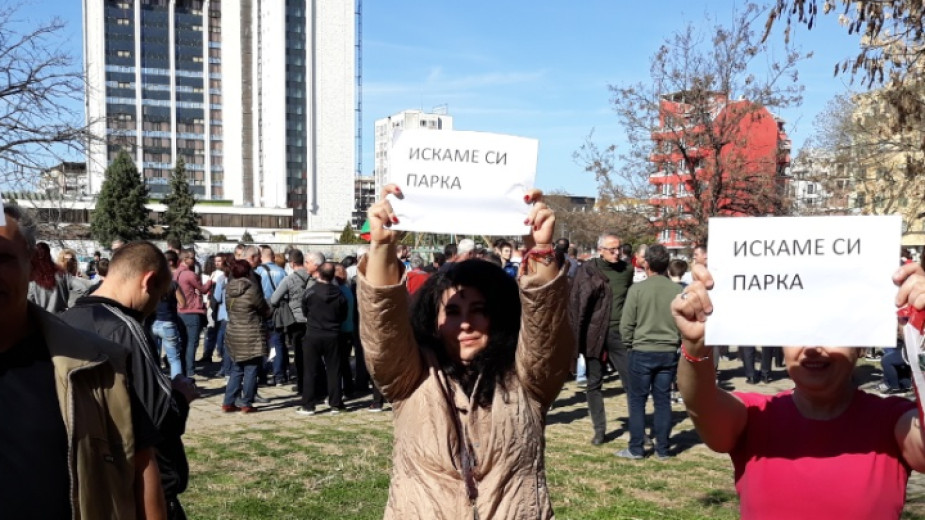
[
  {"xmin": 569, "ymin": 232, "xmax": 634, "ymax": 445},
  {"xmin": 0, "ymin": 205, "xmax": 166, "ymax": 519}
]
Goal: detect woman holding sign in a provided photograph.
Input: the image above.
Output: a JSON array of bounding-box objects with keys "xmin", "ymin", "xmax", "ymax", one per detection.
[
  {"xmin": 673, "ymin": 262, "xmax": 925, "ymax": 519},
  {"xmin": 358, "ymin": 185, "xmax": 573, "ymax": 519}
]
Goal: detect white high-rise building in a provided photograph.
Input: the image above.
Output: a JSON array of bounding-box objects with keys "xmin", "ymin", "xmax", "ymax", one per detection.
[
  {"xmin": 83, "ymin": 0, "xmax": 355, "ymax": 231},
  {"xmin": 373, "ymin": 109, "xmax": 453, "ymax": 193}
]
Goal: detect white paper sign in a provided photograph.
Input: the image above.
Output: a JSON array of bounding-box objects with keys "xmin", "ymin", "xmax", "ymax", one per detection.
[
  {"xmin": 0, "ymin": 192, "xmax": 5, "ymax": 227},
  {"xmin": 386, "ymin": 129, "xmax": 537, "ymax": 236},
  {"xmin": 705, "ymin": 215, "xmax": 901, "ymax": 347}
]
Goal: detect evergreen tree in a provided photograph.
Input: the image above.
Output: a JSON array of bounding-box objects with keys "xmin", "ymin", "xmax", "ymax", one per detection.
[
  {"xmin": 338, "ymin": 222, "xmax": 360, "ymax": 244},
  {"xmin": 91, "ymin": 149, "xmax": 151, "ymax": 247},
  {"xmin": 241, "ymin": 230, "xmax": 254, "ymax": 243},
  {"xmin": 163, "ymin": 158, "xmax": 201, "ymax": 244}
]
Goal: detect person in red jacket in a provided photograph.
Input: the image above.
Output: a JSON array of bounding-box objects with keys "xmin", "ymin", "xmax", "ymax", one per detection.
[
  {"xmin": 175, "ymin": 249, "xmax": 212, "ymax": 377},
  {"xmin": 405, "ymin": 254, "xmax": 430, "ymax": 295}
]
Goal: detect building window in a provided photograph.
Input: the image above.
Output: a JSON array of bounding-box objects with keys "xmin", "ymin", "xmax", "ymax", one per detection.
[
  {"xmin": 806, "ymin": 184, "xmax": 815, "ymax": 195},
  {"xmin": 117, "ymin": 18, "xmax": 130, "ymax": 26},
  {"xmin": 660, "ymin": 230, "xmax": 671, "ymax": 243},
  {"xmin": 117, "ymin": 50, "xmax": 131, "ymax": 58}
]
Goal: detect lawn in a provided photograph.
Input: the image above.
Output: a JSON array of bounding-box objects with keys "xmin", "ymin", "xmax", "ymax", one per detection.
[{"xmin": 181, "ymin": 367, "xmax": 925, "ymax": 519}]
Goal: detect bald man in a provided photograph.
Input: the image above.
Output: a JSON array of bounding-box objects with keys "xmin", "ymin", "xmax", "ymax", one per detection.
[{"xmin": 63, "ymin": 241, "xmax": 197, "ymax": 519}]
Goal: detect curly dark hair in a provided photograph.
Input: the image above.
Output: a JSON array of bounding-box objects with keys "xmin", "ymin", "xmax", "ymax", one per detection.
[{"xmin": 410, "ymin": 259, "xmax": 521, "ymax": 408}]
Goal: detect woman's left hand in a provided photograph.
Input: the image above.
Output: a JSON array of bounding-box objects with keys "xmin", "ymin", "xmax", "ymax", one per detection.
[{"xmin": 523, "ymin": 189, "xmax": 555, "ymax": 249}]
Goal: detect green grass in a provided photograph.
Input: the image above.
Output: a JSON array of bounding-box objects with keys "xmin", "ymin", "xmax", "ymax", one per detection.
[
  {"xmin": 181, "ymin": 374, "xmax": 925, "ymax": 519},
  {"xmin": 182, "ymin": 415, "xmax": 740, "ymax": 519}
]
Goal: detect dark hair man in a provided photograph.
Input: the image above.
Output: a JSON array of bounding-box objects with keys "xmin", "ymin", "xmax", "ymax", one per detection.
[
  {"xmin": 556, "ymin": 237, "xmax": 579, "ymax": 278},
  {"xmin": 620, "ymin": 243, "xmax": 633, "ymax": 262},
  {"xmin": 86, "ymin": 257, "xmax": 110, "ymax": 296},
  {"xmin": 617, "ymin": 244, "xmax": 681, "ymax": 460},
  {"xmin": 668, "ymin": 259, "xmax": 688, "ymax": 286},
  {"xmin": 298, "ymin": 262, "xmax": 348, "ymax": 416},
  {"xmin": 570, "ymin": 232, "xmax": 635, "ymax": 445},
  {"xmin": 0, "ymin": 206, "xmax": 165, "ymax": 519},
  {"xmin": 166, "ymin": 238, "xmax": 182, "ymax": 254},
  {"xmin": 63, "ymin": 240, "xmax": 199, "ymax": 518}
]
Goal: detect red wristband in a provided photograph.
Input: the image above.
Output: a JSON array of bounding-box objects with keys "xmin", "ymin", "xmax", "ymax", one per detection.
[
  {"xmin": 681, "ymin": 342, "xmax": 710, "ymax": 363},
  {"xmin": 519, "ymin": 247, "xmax": 558, "ymax": 276}
]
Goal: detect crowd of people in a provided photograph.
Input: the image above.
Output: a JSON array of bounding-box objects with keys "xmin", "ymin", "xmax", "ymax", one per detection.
[{"xmin": 4, "ymin": 189, "xmax": 925, "ymax": 518}]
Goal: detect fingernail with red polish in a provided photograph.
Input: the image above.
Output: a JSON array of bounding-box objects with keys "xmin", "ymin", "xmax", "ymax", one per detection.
[
  {"xmin": 392, "ymin": 216, "xmax": 400, "ymax": 224},
  {"xmin": 524, "ymin": 195, "xmax": 531, "ymax": 202},
  {"xmin": 524, "ymin": 218, "xmax": 530, "ymax": 225},
  {"xmin": 395, "ymin": 187, "xmax": 402, "ymax": 193}
]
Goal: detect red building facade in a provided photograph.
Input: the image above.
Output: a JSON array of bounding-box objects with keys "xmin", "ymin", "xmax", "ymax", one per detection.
[{"xmin": 648, "ymin": 90, "xmax": 791, "ymax": 251}]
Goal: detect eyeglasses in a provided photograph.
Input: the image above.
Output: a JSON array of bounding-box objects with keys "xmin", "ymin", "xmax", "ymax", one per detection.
[{"xmin": 600, "ymin": 247, "xmax": 620, "ymax": 254}]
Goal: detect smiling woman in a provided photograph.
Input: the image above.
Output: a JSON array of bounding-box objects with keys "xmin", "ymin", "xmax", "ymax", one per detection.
[
  {"xmin": 357, "ymin": 185, "xmax": 574, "ymax": 519},
  {"xmin": 673, "ymin": 263, "xmax": 925, "ymax": 520}
]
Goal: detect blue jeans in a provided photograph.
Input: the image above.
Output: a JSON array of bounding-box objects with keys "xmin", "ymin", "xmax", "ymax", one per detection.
[
  {"xmin": 881, "ymin": 347, "xmax": 911, "ymax": 389},
  {"xmin": 576, "ymin": 354, "xmax": 587, "ymax": 382},
  {"xmin": 179, "ymin": 313, "xmax": 203, "ymax": 378},
  {"xmin": 215, "ymin": 321, "xmax": 230, "ymax": 375},
  {"xmin": 151, "ymin": 319, "xmax": 183, "ymax": 378},
  {"xmin": 628, "ymin": 350, "xmax": 679, "ymax": 457},
  {"xmin": 267, "ymin": 321, "xmax": 287, "ymax": 381},
  {"xmin": 203, "ymin": 323, "xmax": 219, "ymax": 361},
  {"xmin": 223, "ymin": 357, "xmax": 261, "ymax": 407}
]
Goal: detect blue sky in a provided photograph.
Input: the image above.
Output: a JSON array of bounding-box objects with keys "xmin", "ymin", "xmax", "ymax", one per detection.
[{"xmin": 37, "ymin": 1, "xmax": 863, "ymax": 197}]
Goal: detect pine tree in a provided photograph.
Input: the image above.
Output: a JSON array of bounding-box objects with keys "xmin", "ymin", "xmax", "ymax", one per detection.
[
  {"xmin": 338, "ymin": 222, "xmax": 359, "ymax": 244},
  {"xmin": 241, "ymin": 230, "xmax": 254, "ymax": 243},
  {"xmin": 163, "ymin": 158, "xmax": 201, "ymax": 244},
  {"xmin": 91, "ymin": 149, "xmax": 151, "ymax": 248}
]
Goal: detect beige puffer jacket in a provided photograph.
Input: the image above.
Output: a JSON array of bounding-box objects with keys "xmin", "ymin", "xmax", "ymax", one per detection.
[{"xmin": 358, "ymin": 264, "xmax": 574, "ymax": 520}]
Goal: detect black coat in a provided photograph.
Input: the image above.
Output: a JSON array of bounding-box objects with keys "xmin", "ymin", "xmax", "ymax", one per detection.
[
  {"xmin": 570, "ymin": 260, "xmax": 614, "ymax": 359},
  {"xmin": 302, "ymin": 282, "xmax": 347, "ymax": 334},
  {"xmin": 62, "ymin": 296, "xmax": 189, "ymax": 498}
]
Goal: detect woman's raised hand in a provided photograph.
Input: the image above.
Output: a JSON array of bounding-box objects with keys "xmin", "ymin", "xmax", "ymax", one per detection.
[
  {"xmin": 367, "ymin": 184, "xmax": 403, "ymax": 245},
  {"xmin": 523, "ymin": 189, "xmax": 555, "ymax": 248},
  {"xmin": 671, "ymin": 264, "xmax": 715, "ymax": 350}
]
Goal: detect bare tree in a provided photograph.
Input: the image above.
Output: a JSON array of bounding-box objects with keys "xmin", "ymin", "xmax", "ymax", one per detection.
[
  {"xmin": 0, "ymin": 5, "xmax": 91, "ymax": 188},
  {"xmin": 542, "ymin": 192, "xmax": 653, "ymax": 251},
  {"xmin": 804, "ymin": 90, "xmax": 925, "ymax": 232},
  {"xmin": 578, "ymin": 4, "xmax": 806, "ymax": 246},
  {"xmin": 765, "ymin": 1, "xmax": 924, "ymax": 199}
]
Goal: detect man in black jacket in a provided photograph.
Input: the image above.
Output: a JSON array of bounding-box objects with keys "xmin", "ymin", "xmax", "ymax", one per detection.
[
  {"xmin": 570, "ymin": 233, "xmax": 634, "ymax": 445},
  {"xmin": 62, "ymin": 241, "xmax": 199, "ymax": 520},
  {"xmin": 297, "ymin": 262, "xmax": 348, "ymax": 416}
]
